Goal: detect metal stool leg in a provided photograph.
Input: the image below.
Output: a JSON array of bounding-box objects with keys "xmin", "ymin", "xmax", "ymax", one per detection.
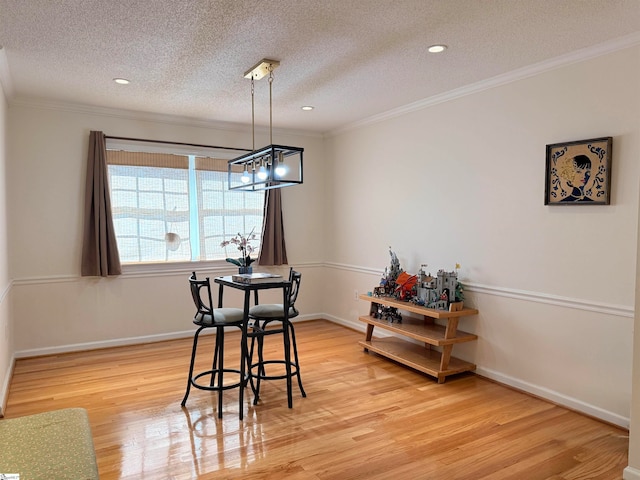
[
  {"xmin": 253, "ymin": 327, "xmax": 266, "ymax": 405},
  {"xmin": 288, "ymin": 321, "xmax": 306, "ymax": 397},
  {"xmin": 181, "ymin": 326, "xmax": 205, "ymax": 406},
  {"xmin": 247, "ymin": 318, "xmax": 306, "ymax": 407},
  {"xmin": 239, "ymin": 322, "xmax": 249, "ymax": 420},
  {"xmin": 283, "ymin": 319, "xmax": 293, "ymax": 408},
  {"xmin": 210, "ymin": 329, "xmax": 222, "ymax": 387},
  {"xmin": 216, "ymin": 327, "xmax": 224, "ymax": 419}
]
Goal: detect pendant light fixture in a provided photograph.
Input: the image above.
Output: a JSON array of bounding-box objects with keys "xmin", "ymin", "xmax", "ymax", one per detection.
[{"xmin": 228, "ymin": 59, "xmax": 304, "ymax": 191}]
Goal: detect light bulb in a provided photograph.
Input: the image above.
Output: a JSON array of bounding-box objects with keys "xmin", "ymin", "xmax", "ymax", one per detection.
[
  {"xmin": 241, "ymin": 168, "xmax": 251, "ymax": 184},
  {"xmin": 274, "ymin": 151, "xmax": 286, "ymax": 178},
  {"xmin": 257, "ymin": 165, "xmax": 268, "ymax": 180},
  {"xmin": 275, "ymin": 163, "xmax": 287, "ymax": 177}
]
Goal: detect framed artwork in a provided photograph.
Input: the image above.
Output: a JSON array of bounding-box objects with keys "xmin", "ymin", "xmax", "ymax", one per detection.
[{"xmin": 544, "ymin": 137, "xmax": 612, "ymax": 205}]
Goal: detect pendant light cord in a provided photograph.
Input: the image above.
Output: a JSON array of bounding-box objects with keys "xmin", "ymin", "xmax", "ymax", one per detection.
[
  {"xmin": 251, "ymin": 76, "xmax": 255, "ymax": 152},
  {"xmin": 268, "ymin": 65, "xmax": 274, "ymax": 145}
]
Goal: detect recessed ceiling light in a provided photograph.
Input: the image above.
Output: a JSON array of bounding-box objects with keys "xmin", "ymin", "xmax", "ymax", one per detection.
[
  {"xmin": 427, "ymin": 45, "xmax": 447, "ymax": 53},
  {"xmin": 301, "ymin": 105, "xmax": 314, "ymax": 111},
  {"xmin": 113, "ymin": 78, "xmax": 130, "ymax": 85}
]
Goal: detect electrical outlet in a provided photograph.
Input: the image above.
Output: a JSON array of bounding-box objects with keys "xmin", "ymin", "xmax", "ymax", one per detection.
[{"xmin": 354, "ymin": 289, "xmax": 359, "ymax": 300}]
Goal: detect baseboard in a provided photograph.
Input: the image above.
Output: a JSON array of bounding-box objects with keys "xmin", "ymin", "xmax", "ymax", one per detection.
[
  {"xmin": 323, "ymin": 314, "xmax": 364, "ymax": 332},
  {"xmin": 624, "ymin": 466, "xmax": 640, "ymax": 480},
  {"xmin": 475, "ymin": 367, "xmax": 629, "ymax": 429},
  {"xmin": 14, "ymin": 329, "xmax": 195, "ymax": 359},
  {"xmin": 0, "ymin": 354, "xmax": 15, "ymax": 417}
]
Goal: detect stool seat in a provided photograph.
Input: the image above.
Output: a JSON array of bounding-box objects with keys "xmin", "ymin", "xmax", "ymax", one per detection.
[
  {"xmin": 194, "ymin": 308, "xmax": 244, "ymax": 326},
  {"xmin": 248, "ymin": 304, "xmax": 297, "ymax": 319}
]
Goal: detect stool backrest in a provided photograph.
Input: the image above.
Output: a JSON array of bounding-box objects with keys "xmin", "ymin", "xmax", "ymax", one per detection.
[
  {"xmin": 289, "ymin": 269, "xmax": 302, "ymax": 316},
  {"xmin": 189, "ymin": 272, "xmax": 214, "ymax": 319}
]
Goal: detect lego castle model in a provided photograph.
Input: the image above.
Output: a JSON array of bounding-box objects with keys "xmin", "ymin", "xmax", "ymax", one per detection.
[{"xmin": 415, "ymin": 265, "xmax": 459, "ymax": 310}]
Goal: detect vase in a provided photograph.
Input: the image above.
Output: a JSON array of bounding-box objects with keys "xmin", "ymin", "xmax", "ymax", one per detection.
[{"xmin": 238, "ymin": 266, "xmax": 253, "ymax": 275}]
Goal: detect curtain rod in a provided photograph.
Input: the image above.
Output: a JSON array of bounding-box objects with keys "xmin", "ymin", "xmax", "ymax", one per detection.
[{"xmin": 105, "ymin": 135, "xmax": 252, "ymax": 152}]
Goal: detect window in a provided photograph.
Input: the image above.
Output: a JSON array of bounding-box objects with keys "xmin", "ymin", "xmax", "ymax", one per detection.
[{"xmin": 106, "ymin": 140, "xmax": 265, "ymax": 264}]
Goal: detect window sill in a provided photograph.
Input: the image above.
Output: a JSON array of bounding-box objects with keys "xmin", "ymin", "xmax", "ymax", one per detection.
[{"xmin": 121, "ymin": 260, "xmax": 235, "ymax": 278}]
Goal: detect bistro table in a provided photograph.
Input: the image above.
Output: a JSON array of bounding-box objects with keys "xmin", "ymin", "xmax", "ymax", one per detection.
[{"xmin": 213, "ymin": 275, "xmax": 294, "ymax": 408}]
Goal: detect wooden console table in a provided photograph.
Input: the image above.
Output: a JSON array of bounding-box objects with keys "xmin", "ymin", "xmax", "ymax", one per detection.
[{"xmin": 358, "ymin": 294, "xmax": 478, "ymax": 383}]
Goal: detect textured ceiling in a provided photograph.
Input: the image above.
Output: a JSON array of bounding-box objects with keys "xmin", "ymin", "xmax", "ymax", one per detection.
[{"xmin": 0, "ymin": 0, "xmax": 639, "ymax": 134}]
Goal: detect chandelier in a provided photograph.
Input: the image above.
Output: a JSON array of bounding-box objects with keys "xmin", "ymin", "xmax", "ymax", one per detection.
[{"xmin": 228, "ymin": 59, "xmax": 304, "ymax": 191}]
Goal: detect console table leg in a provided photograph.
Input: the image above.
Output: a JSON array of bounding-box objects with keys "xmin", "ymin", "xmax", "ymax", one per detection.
[
  {"xmin": 444, "ymin": 317, "xmax": 459, "ymax": 339},
  {"xmin": 438, "ymin": 315, "xmax": 460, "ymax": 377},
  {"xmin": 365, "ymin": 323, "xmax": 374, "ymax": 341},
  {"xmin": 364, "ymin": 324, "xmax": 374, "ymax": 352},
  {"xmin": 440, "ymin": 344, "xmax": 453, "ymax": 372}
]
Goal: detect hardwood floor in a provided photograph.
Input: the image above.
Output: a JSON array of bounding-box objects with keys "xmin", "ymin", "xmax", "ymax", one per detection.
[{"xmin": 4, "ymin": 320, "xmax": 628, "ymax": 479}]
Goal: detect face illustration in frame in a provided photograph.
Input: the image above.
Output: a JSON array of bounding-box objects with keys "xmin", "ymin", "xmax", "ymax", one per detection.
[
  {"xmin": 545, "ymin": 137, "xmax": 611, "ymax": 205},
  {"xmin": 556, "ymin": 154, "xmax": 593, "ymax": 202}
]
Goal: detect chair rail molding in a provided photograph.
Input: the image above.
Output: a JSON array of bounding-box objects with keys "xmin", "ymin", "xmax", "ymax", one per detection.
[
  {"xmin": 324, "ymin": 262, "xmax": 633, "ymax": 318},
  {"xmin": 12, "ymin": 261, "xmax": 324, "ymax": 285}
]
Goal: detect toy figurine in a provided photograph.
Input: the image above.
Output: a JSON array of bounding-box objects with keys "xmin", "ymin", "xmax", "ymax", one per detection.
[
  {"xmin": 372, "ymin": 304, "xmax": 402, "ymax": 323},
  {"xmin": 379, "ymin": 246, "xmax": 404, "ymax": 295},
  {"xmin": 394, "ymin": 272, "xmax": 418, "ymax": 301}
]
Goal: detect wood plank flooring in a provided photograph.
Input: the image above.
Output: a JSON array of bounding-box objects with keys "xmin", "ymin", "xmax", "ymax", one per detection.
[{"xmin": 4, "ymin": 320, "xmax": 629, "ymax": 479}]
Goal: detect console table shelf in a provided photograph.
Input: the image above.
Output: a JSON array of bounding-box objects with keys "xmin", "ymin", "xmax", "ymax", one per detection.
[{"xmin": 358, "ymin": 294, "xmax": 478, "ymax": 383}]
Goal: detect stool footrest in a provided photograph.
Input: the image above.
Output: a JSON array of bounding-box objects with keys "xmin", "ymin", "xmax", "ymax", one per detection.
[
  {"xmin": 191, "ymin": 368, "xmax": 246, "ymax": 392},
  {"xmin": 250, "ymin": 360, "xmax": 300, "ymax": 381}
]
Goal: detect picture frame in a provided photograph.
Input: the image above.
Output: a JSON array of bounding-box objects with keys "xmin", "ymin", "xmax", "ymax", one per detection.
[{"xmin": 544, "ymin": 137, "xmax": 612, "ymax": 205}]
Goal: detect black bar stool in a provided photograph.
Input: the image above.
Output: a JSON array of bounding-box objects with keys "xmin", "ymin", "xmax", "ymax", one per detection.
[
  {"xmin": 247, "ymin": 268, "xmax": 306, "ymax": 407},
  {"xmin": 181, "ymin": 272, "xmax": 247, "ymax": 419}
]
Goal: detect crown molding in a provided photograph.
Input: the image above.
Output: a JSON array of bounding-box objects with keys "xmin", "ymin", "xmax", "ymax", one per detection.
[
  {"xmin": 330, "ymin": 32, "xmax": 640, "ymax": 137},
  {"xmin": 8, "ymin": 95, "xmax": 322, "ymax": 139}
]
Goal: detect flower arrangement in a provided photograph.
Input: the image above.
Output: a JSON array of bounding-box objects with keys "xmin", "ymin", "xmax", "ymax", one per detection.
[{"xmin": 220, "ymin": 228, "xmax": 258, "ymax": 267}]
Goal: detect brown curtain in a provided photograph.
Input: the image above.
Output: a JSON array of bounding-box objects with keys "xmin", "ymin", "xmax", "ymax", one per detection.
[
  {"xmin": 81, "ymin": 131, "xmax": 122, "ymax": 277},
  {"xmin": 258, "ymin": 188, "xmax": 288, "ymax": 265}
]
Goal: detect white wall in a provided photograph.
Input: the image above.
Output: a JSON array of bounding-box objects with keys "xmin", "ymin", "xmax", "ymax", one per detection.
[
  {"xmin": 323, "ymin": 46, "xmax": 640, "ymax": 427},
  {"xmin": 0, "ymin": 72, "xmax": 10, "ymax": 416},
  {"xmin": 7, "ymin": 105, "xmax": 326, "ymax": 354}
]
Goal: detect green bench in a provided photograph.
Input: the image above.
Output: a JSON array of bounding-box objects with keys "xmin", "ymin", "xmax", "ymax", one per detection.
[{"xmin": 0, "ymin": 408, "xmax": 99, "ymax": 479}]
